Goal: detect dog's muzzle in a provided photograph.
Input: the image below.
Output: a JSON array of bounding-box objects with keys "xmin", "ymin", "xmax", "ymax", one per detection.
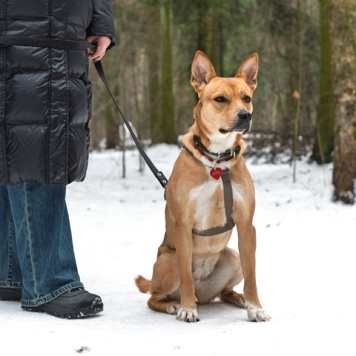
[
  {"xmin": 219, "ymin": 109, "xmax": 252, "ymax": 134},
  {"xmin": 234, "ymin": 109, "xmax": 252, "ymax": 133}
]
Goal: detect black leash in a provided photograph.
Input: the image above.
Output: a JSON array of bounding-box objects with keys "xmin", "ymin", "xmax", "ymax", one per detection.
[
  {"xmin": 94, "ymin": 61, "xmax": 168, "ymax": 188},
  {"xmin": 0, "ymin": 36, "xmax": 168, "ymax": 188}
]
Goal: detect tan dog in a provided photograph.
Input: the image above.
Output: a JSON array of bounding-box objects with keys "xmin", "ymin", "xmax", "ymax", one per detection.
[{"xmin": 135, "ymin": 50, "xmax": 270, "ymax": 322}]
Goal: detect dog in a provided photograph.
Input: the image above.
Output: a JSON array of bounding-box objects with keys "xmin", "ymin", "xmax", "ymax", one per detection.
[{"xmin": 135, "ymin": 50, "xmax": 270, "ymax": 322}]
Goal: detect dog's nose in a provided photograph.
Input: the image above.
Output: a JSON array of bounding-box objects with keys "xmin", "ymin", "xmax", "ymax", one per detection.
[{"xmin": 238, "ymin": 109, "xmax": 252, "ymax": 121}]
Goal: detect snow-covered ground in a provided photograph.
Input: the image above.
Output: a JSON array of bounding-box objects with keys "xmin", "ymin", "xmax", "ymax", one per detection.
[{"xmin": 1, "ymin": 144, "xmax": 355, "ymax": 355}]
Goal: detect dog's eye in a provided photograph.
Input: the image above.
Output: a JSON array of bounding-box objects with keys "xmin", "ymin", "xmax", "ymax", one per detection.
[
  {"xmin": 243, "ymin": 95, "xmax": 251, "ymax": 103},
  {"xmin": 214, "ymin": 96, "xmax": 226, "ymax": 103}
]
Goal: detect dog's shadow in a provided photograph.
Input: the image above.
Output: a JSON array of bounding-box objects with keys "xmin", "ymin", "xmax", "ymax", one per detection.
[{"xmin": 195, "ymin": 300, "xmax": 247, "ymax": 322}]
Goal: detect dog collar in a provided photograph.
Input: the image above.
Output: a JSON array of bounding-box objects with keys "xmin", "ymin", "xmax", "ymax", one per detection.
[{"xmin": 193, "ymin": 135, "xmax": 241, "ymax": 163}]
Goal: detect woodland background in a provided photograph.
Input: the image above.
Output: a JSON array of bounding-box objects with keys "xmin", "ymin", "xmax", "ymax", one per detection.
[{"xmin": 89, "ymin": 0, "xmax": 356, "ymax": 204}]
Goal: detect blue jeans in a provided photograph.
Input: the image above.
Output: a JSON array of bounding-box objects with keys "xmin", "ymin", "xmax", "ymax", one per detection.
[{"xmin": 0, "ymin": 182, "xmax": 84, "ymax": 307}]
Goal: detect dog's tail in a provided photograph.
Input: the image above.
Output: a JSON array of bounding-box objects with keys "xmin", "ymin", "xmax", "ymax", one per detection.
[{"xmin": 135, "ymin": 275, "xmax": 151, "ymax": 294}]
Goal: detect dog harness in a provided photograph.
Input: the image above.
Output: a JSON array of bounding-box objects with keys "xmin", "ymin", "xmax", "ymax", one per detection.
[
  {"xmin": 192, "ymin": 169, "xmax": 235, "ymax": 236},
  {"xmin": 184, "ymin": 137, "xmax": 239, "ymax": 236}
]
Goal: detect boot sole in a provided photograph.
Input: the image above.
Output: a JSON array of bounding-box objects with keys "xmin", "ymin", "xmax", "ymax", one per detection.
[{"xmin": 23, "ymin": 304, "xmax": 103, "ymax": 319}]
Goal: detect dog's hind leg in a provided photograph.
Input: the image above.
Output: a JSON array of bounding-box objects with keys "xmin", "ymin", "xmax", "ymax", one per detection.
[
  {"xmin": 220, "ymin": 289, "xmax": 245, "ymax": 308},
  {"xmin": 145, "ymin": 250, "xmax": 181, "ymax": 315},
  {"xmin": 147, "ymin": 296, "xmax": 180, "ymax": 315},
  {"xmin": 135, "ymin": 275, "xmax": 180, "ymax": 314}
]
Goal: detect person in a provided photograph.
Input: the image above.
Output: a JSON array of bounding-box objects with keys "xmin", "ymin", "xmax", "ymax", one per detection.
[{"xmin": 0, "ymin": 0, "xmax": 116, "ymax": 318}]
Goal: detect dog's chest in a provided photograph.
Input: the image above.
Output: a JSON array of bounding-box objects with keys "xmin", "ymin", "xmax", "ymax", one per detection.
[
  {"xmin": 189, "ymin": 180, "xmax": 221, "ymax": 226},
  {"xmin": 188, "ymin": 175, "xmax": 243, "ymax": 231}
]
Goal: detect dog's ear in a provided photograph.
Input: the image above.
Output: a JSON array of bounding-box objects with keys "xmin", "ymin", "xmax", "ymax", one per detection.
[
  {"xmin": 236, "ymin": 53, "xmax": 259, "ymax": 90},
  {"xmin": 190, "ymin": 50, "xmax": 217, "ymax": 93}
]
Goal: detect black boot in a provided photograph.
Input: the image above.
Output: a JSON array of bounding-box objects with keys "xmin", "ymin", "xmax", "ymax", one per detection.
[
  {"xmin": 0, "ymin": 287, "xmax": 22, "ymax": 301},
  {"xmin": 22, "ymin": 288, "xmax": 103, "ymax": 319}
]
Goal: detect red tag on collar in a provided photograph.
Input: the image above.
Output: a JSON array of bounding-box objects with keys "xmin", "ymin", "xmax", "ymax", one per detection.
[{"xmin": 210, "ymin": 167, "xmax": 222, "ymax": 180}]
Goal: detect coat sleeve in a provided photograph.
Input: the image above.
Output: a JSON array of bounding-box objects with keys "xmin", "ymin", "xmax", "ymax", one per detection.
[{"xmin": 87, "ymin": 0, "xmax": 117, "ymax": 48}]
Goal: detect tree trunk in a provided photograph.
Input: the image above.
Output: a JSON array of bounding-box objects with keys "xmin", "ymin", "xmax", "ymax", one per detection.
[
  {"xmin": 312, "ymin": 0, "xmax": 334, "ymax": 164},
  {"xmin": 331, "ymin": 0, "xmax": 356, "ymax": 204},
  {"xmin": 160, "ymin": 0, "xmax": 176, "ymax": 144},
  {"xmin": 203, "ymin": 2, "xmax": 224, "ymax": 74},
  {"xmin": 144, "ymin": 2, "xmax": 161, "ymax": 144}
]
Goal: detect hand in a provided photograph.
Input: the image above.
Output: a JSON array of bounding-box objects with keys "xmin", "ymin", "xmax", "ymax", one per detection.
[{"xmin": 86, "ymin": 36, "xmax": 112, "ymax": 62}]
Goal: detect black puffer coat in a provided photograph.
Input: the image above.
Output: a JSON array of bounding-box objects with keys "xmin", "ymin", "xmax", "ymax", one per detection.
[{"xmin": 0, "ymin": 0, "xmax": 116, "ymax": 185}]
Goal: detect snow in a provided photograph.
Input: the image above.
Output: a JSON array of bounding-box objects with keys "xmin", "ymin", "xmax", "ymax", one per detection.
[{"xmin": 1, "ymin": 144, "xmax": 355, "ymax": 355}]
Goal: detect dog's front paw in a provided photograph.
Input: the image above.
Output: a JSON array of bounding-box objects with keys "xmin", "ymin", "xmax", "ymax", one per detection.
[
  {"xmin": 176, "ymin": 307, "xmax": 200, "ymax": 322},
  {"xmin": 245, "ymin": 302, "xmax": 271, "ymax": 322}
]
